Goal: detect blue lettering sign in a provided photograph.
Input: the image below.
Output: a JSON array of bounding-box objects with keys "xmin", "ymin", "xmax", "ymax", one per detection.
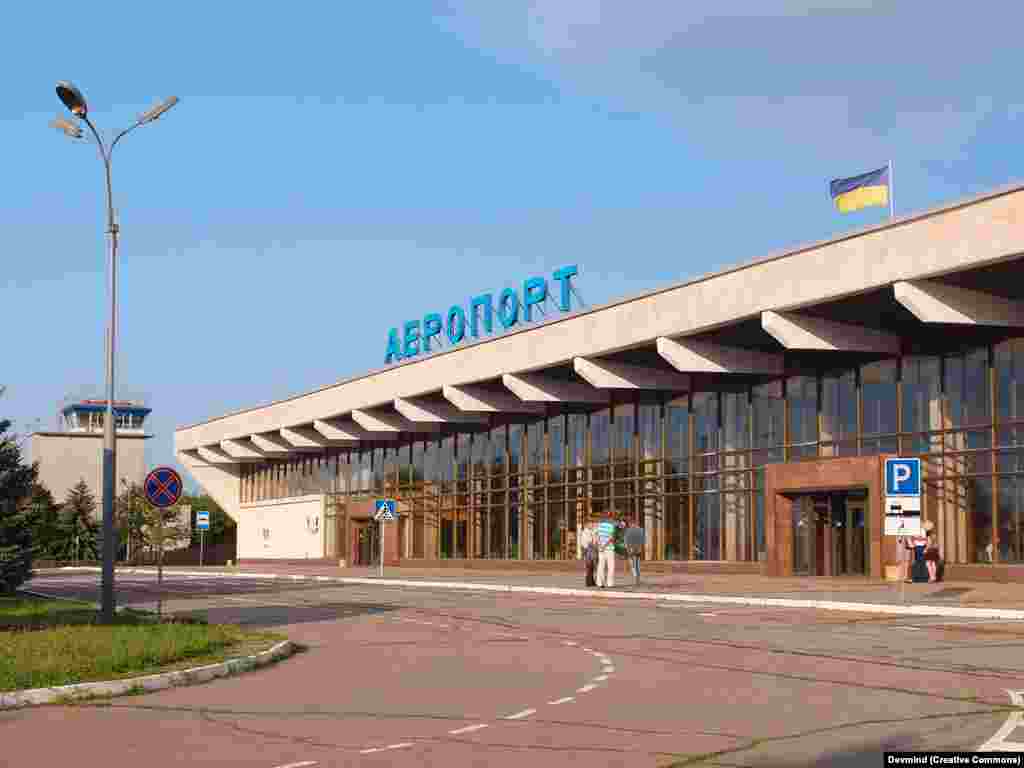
[
  {"xmin": 423, "ymin": 313, "xmax": 443, "ymax": 352},
  {"xmin": 497, "ymin": 287, "xmax": 519, "ymax": 329},
  {"xmin": 385, "ymin": 327, "xmax": 403, "ymax": 364},
  {"xmin": 523, "ymin": 277, "xmax": 547, "ymax": 322},
  {"xmin": 447, "ymin": 305, "xmax": 466, "ymax": 344},
  {"xmin": 471, "ymin": 293, "xmax": 493, "ymax": 338},
  {"xmin": 403, "ymin": 320, "xmax": 421, "ymax": 358},
  {"xmin": 385, "ymin": 266, "xmax": 579, "ymax": 364},
  {"xmin": 553, "ymin": 264, "xmax": 578, "ymax": 312}
]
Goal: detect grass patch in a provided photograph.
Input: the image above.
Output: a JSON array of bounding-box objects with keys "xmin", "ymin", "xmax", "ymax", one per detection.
[
  {"xmin": 1, "ymin": 597, "xmax": 285, "ymax": 693},
  {"xmin": 0, "ymin": 596, "xmax": 106, "ymax": 630}
]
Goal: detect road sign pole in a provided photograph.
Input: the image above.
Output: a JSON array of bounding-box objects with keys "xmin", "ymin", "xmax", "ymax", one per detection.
[
  {"xmin": 200, "ymin": 529, "xmax": 205, "ymax": 568},
  {"xmin": 379, "ymin": 517, "xmax": 384, "ymax": 578}
]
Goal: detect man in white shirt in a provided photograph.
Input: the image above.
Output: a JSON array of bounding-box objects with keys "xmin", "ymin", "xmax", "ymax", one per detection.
[{"xmin": 595, "ymin": 517, "xmax": 617, "ymax": 588}]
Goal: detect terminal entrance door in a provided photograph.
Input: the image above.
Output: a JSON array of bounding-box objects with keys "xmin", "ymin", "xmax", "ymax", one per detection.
[
  {"xmin": 792, "ymin": 490, "xmax": 867, "ymax": 576},
  {"xmin": 351, "ymin": 520, "xmax": 380, "ymax": 566}
]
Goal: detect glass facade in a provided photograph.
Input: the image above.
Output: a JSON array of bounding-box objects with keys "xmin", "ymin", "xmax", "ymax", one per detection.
[{"xmin": 239, "ymin": 342, "xmax": 1024, "ymax": 566}]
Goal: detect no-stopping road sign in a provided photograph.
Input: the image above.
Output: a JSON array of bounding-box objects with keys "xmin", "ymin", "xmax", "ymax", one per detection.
[{"xmin": 144, "ymin": 466, "xmax": 184, "ymax": 509}]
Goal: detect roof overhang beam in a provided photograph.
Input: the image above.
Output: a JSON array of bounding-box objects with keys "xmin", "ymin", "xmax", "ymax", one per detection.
[
  {"xmin": 761, "ymin": 310, "xmax": 901, "ymax": 354},
  {"xmin": 394, "ymin": 397, "xmax": 490, "ymax": 424},
  {"xmin": 442, "ymin": 384, "xmax": 546, "ymax": 414},
  {"xmin": 314, "ymin": 418, "xmax": 395, "ymax": 442},
  {"xmin": 502, "ymin": 372, "xmax": 608, "ymax": 404},
  {"xmin": 219, "ymin": 438, "xmax": 268, "ymax": 460},
  {"xmin": 279, "ymin": 426, "xmax": 331, "ymax": 450},
  {"xmin": 656, "ymin": 337, "xmax": 784, "ymax": 375},
  {"xmin": 573, "ymin": 357, "xmax": 690, "ymax": 390},
  {"xmin": 894, "ymin": 280, "xmax": 1024, "ymax": 326},
  {"xmin": 197, "ymin": 445, "xmax": 250, "ymax": 464},
  {"xmin": 350, "ymin": 408, "xmax": 441, "ymax": 433}
]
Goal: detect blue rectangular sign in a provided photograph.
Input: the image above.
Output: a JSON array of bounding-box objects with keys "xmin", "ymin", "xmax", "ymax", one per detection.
[
  {"xmin": 885, "ymin": 458, "xmax": 921, "ymax": 497},
  {"xmin": 375, "ymin": 499, "xmax": 396, "ymax": 519},
  {"xmin": 196, "ymin": 511, "xmax": 210, "ymax": 530}
]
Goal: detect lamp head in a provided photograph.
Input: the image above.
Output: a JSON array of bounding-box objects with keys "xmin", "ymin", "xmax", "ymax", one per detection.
[
  {"xmin": 56, "ymin": 81, "xmax": 87, "ymax": 117},
  {"xmin": 50, "ymin": 116, "xmax": 83, "ymax": 139},
  {"xmin": 139, "ymin": 96, "xmax": 179, "ymax": 124}
]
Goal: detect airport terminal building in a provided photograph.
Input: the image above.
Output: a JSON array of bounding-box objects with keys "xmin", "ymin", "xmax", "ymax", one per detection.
[{"xmin": 175, "ymin": 184, "xmax": 1024, "ymax": 581}]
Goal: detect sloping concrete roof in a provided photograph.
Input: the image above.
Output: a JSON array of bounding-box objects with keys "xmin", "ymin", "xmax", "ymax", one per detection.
[{"xmin": 176, "ymin": 180, "xmax": 1024, "ymax": 451}]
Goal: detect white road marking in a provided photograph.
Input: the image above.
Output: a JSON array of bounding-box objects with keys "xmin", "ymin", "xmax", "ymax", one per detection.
[
  {"xmin": 504, "ymin": 708, "xmax": 537, "ymax": 720},
  {"xmin": 603, "ymin": 666, "xmax": 616, "ymax": 673},
  {"xmin": 386, "ymin": 743, "xmax": 412, "ymax": 750},
  {"xmin": 582, "ymin": 647, "xmax": 593, "ymax": 652},
  {"xmin": 577, "ymin": 684, "xmax": 597, "ymax": 693},
  {"xmin": 593, "ymin": 675, "xmax": 608, "ymax": 682},
  {"xmin": 549, "ymin": 697, "xmax": 575, "ymax": 705},
  {"xmin": 562, "ymin": 641, "xmax": 578, "ymax": 646},
  {"xmin": 449, "ymin": 724, "xmax": 489, "ymax": 735},
  {"xmin": 272, "ymin": 762, "xmax": 318, "ymax": 768},
  {"xmin": 698, "ymin": 612, "xmax": 718, "ymax": 617},
  {"xmin": 979, "ymin": 690, "xmax": 1024, "ymax": 751}
]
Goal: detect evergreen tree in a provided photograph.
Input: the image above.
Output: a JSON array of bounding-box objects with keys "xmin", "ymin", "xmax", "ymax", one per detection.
[
  {"xmin": 58, "ymin": 480, "xmax": 100, "ymax": 562},
  {"xmin": 25, "ymin": 483, "xmax": 62, "ymax": 559},
  {"xmin": 0, "ymin": 418, "xmax": 38, "ymax": 592}
]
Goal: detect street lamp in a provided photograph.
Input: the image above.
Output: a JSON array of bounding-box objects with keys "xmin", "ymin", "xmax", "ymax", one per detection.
[{"xmin": 51, "ymin": 81, "xmax": 179, "ymax": 623}]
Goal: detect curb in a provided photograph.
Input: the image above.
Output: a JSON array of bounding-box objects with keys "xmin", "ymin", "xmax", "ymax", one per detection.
[
  {"xmin": 0, "ymin": 639, "xmax": 294, "ymax": 710},
  {"xmin": 44, "ymin": 566, "xmax": 1024, "ymax": 621}
]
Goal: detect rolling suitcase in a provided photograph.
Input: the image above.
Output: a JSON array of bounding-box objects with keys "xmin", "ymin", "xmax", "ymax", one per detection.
[{"xmin": 911, "ymin": 552, "xmax": 930, "ymax": 583}]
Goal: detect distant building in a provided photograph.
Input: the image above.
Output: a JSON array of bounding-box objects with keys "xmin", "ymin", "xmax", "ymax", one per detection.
[{"xmin": 31, "ymin": 396, "xmax": 153, "ymax": 517}]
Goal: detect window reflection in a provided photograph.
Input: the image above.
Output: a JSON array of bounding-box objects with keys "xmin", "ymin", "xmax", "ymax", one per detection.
[{"xmin": 237, "ymin": 344, "xmax": 1017, "ymax": 569}]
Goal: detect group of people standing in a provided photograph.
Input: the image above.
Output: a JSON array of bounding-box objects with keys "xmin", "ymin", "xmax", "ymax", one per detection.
[
  {"xmin": 580, "ymin": 515, "xmax": 645, "ymax": 588},
  {"xmin": 896, "ymin": 520, "xmax": 942, "ymax": 583}
]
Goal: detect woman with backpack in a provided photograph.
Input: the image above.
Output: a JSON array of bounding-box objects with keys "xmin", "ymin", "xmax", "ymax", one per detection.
[{"xmin": 580, "ymin": 522, "xmax": 598, "ymax": 587}]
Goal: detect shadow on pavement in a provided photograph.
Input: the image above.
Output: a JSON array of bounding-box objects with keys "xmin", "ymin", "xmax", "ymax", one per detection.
[{"xmin": 193, "ymin": 602, "xmax": 400, "ymax": 628}]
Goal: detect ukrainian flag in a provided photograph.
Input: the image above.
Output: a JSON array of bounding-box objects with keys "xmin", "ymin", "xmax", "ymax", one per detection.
[{"xmin": 830, "ymin": 166, "xmax": 890, "ymax": 213}]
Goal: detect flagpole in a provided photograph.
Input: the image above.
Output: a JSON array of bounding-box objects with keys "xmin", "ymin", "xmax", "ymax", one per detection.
[{"xmin": 889, "ymin": 159, "xmax": 895, "ymax": 220}]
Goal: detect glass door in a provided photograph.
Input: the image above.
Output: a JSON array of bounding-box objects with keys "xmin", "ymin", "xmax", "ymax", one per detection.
[
  {"xmin": 793, "ymin": 496, "xmax": 816, "ymax": 575},
  {"xmin": 828, "ymin": 491, "xmax": 867, "ymax": 576}
]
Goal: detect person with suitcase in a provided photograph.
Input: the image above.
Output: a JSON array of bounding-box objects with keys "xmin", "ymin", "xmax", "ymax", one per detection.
[
  {"xmin": 581, "ymin": 522, "xmax": 597, "ymax": 587},
  {"xmin": 909, "ymin": 531, "xmax": 930, "ymax": 583}
]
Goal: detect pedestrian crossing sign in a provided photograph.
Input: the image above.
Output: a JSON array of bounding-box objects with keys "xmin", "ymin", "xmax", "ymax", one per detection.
[{"xmin": 374, "ymin": 499, "xmax": 396, "ymax": 522}]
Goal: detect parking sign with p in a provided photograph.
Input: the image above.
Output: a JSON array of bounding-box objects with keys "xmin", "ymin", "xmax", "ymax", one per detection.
[
  {"xmin": 886, "ymin": 458, "xmax": 920, "ymax": 497},
  {"xmin": 884, "ymin": 457, "xmax": 922, "ymax": 536}
]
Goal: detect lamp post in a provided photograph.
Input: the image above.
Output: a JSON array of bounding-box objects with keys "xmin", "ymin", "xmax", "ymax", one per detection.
[{"xmin": 52, "ymin": 82, "xmax": 179, "ymax": 622}]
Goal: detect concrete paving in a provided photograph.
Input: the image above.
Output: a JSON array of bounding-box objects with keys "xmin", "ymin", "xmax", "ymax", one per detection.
[{"xmin": 6, "ymin": 571, "xmax": 1024, "ymax": 766}]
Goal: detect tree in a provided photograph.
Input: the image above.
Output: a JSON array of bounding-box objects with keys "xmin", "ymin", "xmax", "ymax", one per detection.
[
  {"xmin": 117, "ymin": 481, "xmax": 147, "ymax": 564},
  {"xmin": 58, "ymin": 480, "xmax": 100, "ymax": 562},
  {"xmin": 0, "ymin": 418, "xmax": 38, "ymax": 592},
  {"xmin": 24, "ymin": 483, "xmax": 62, "ymax": 559}
]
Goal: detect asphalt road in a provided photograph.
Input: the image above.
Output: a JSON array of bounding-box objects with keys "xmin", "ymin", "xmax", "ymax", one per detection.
[{"xmin": 7, "ymin": 572, "xmax": 1024, "ymax": 767}]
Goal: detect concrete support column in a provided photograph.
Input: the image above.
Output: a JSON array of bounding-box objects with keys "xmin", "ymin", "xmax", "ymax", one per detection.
[{"xmin": 642, "ymin": 444, "xmax": 659, "ymax": 561}]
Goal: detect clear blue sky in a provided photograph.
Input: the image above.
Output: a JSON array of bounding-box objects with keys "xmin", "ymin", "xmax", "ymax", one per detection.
[{"xmin": 4, "ymin": 2, "xmax": 1023, "ymax": 493}]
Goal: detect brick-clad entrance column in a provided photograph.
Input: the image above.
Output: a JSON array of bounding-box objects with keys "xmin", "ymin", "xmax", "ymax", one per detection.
[
  {"xmin": 383, "ymin": 517, "xmax": 402, "ymax": 566},
  {"xmin": 764, "ymin": 455, "xmax": 891, "ymax": 578}
]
